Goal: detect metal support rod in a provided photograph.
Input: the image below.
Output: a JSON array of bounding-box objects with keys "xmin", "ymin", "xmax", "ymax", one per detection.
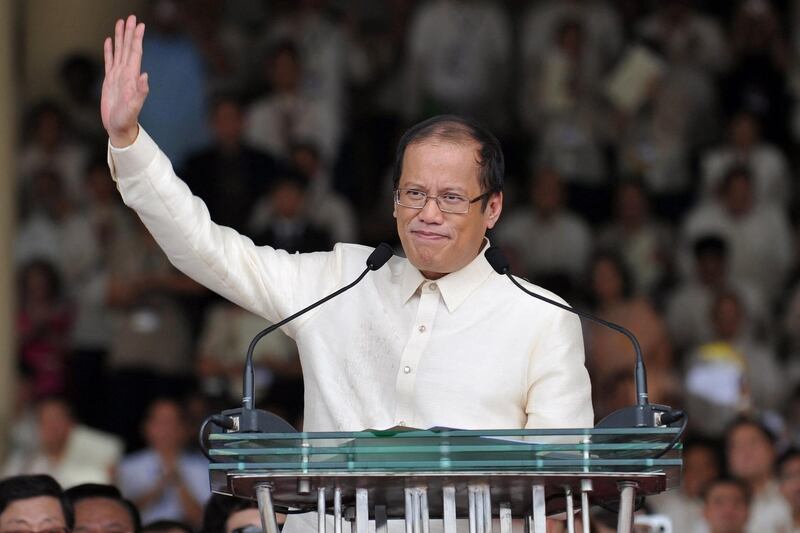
[
  {"xmin": 475, "ymin": 487, "xmax": 485, "ymax": 533},
  {"xmin": 375, "ymin": 505, "xmax": 388, "ymax": 533},
  {"xmin": 531, "ymin": 484, "xmax": 546, "ymax": 533},
  {"xmin": 482, "ymin": 485, "xmax": 492, "ymax": 533},
  {"xmin": 468, "ymin": 486, "xmax": 477, "ymax": 533},
  {"xmin": 355, "ymin": 488, "xmax": 369, "ymax": 533},
  {"xmin": 420, "ymin": 488, "xmax": 430, "ymax": 533},
  {"xmin": 581, "ymin": 480, "xmax": 593, "ymax": 533},
  {"xmin": 412, "ymin": 488, "xmax": 422, "ymax": 533},
  {"xmin": 255, "ymin": 484, "xmax": 280, "ymax": 533},
  {"xmin": 443, "ymin": 485, "xmax": 457, "ymax": 533},
  {"xmin": 523, "ymin": 514, "xmax": 531, "ymax": 533},
  {"xmin": 565, "ymin": 487, "xmax": 575, "ymax": 533},
  {"xmin": 405, "ymin": 489, "xmax": 414, "ymax": 533},
  {"xmin": 318, "ymin": 487, "xmax": 327, "ymax": 533},
  {"xmin": 616, "ymin": 482, "xmax": 637, "ymax": 533},
  {"xmin": 334, "ymin": 487, "xmax": 342, "ymax": 533},
  {"xmin": 499, "ymin": 503, "xmax": 512, "ymax": 533}
]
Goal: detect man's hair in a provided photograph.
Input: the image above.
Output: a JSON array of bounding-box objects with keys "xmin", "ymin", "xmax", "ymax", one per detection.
[
  {"xmin": 724, "ymin": 415, "xmax": 777, "ymax": 447},
  {"xmin": 777, "ymin": 447, "xmax": 800, "ymax": 478},
  {"xmin": 142, "ymin": 520, "xmax": 193, "ymax": 533},
  {"xmin": 64, "ymin": 483, "xmax": 141, "ymax": 533},
  {"xmin": 702, "ymin": 476, "xmax": 751, "ymax": 504},
  {"xmin": 392, "ymin": 115, "xmax": 504, "ymax": 210},
  {"xmin": 0, "ymin": 475, "xmax": 73, "ymax": 528},
  {"xmin": 201, "ymin": 494, "xmax": 258, "ymax": 533}
]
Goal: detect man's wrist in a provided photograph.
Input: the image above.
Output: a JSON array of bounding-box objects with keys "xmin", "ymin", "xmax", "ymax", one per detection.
[{"xmin": 109, "ymin": 125, "xmax": 140, "ymax": 149}]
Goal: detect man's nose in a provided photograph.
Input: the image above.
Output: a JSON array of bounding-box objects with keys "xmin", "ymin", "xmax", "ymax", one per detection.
[{"xmin": 418, "ymin": 196, "xmax": 444, "ymax": 222}]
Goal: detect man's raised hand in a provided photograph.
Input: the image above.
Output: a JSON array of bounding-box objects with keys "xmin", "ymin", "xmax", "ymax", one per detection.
[{"xmin": 101, "ymin": 15, "xmax": 148, "ymax": 148}]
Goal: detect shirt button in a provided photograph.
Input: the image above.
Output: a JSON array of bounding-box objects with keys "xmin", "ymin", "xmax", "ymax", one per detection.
[
  {"xmin": 429, "ymin": 283, "xmax": 438, "ymax": 291},
  {"xmin": 418, "ymin": 325, "xmax": 426, "ymax": 333},
  {"xmin": 403, "ymin": 366, "xmax": 411, "ymax": 374}
]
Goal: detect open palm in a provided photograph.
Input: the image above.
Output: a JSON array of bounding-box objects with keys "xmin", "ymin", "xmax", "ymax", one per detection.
[{"xmin": 101, "ymin": 15, "xmax": 149, "ymax": 147}]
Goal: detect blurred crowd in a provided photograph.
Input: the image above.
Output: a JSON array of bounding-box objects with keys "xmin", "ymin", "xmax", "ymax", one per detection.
[{"xmin": 12, "ymin": 0, "xmax": 800, "ymax": 530}]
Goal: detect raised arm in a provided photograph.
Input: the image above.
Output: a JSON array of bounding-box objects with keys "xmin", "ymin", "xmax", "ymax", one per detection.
[{"xmin": 101, "ymin": 15, "xmax": 148, "ymax": 148}]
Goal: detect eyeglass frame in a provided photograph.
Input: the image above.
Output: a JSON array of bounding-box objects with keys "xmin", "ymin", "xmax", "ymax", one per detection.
[{"xmin": 393, "ymin": 188, "xmax": 492, "ymax": 214}]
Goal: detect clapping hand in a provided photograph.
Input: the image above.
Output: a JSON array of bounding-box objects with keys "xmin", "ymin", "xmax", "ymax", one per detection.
[{"xmin": 101, "ymin": 14, "xmax": 149, "ymax": 148}]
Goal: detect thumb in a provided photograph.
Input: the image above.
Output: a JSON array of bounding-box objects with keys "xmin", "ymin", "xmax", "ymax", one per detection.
[{"xmin": 137, "ymin": 72, "xmax": 149, "ymax": 95}]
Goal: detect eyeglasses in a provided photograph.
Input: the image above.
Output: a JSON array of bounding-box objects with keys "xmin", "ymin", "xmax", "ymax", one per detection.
[
  {"xmin": 231, "ymin": 526, "xmax": 263, "ymax": 533},
  {"xmin": 394, "ymin": 188, "xmax": 490, "ymax": 214},
  {"xmin": 1, "ymin": 528, "xmax": 70, "ymax": 533}
]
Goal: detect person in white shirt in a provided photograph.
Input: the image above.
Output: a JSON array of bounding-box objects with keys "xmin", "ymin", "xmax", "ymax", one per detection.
[{"xmin": 101, "ymin": 17, "xmax": 594, "ymax": 530}]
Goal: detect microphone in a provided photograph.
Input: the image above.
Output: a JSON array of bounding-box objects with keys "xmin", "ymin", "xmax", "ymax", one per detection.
[
  {"xmin": 218, "ymin": 243, "xmax": 394, "ymax": 434},
  {"xmin": 484, "ymin": 246, "xmax": 682, "ymax": 428}
]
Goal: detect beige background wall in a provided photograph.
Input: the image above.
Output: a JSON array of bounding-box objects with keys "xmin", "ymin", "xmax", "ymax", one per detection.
[{"xmin": 22, "ymin": 0, "xmax": 144, "ymax": 103}]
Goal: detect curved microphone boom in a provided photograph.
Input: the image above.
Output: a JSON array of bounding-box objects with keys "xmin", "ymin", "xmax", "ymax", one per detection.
[{"xmin": 484, "ymin": 246, "xmax": 683, "ymax": 428}]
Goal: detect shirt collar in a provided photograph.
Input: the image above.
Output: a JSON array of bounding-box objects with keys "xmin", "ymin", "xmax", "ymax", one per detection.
[{"xmin": 397, "ymin": 238, "xmax": 495, "ymax": 313}]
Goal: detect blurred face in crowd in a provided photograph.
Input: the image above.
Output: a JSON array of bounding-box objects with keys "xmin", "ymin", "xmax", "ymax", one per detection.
[
  {"xmin": 35, "ymin": 110, "xmax": 63, "ymax": 150},
  {"xmin": 143, "ymin": 400, "xmax": 187, "ymax": 455},
  {"xmin": 394, "ymin": 140, "xmax": 502, "ymax": 280},
  {"xmin": 270, "ymin": 50, "xmax": 300, "ymax": 93},
  {"xmin": 73, "ymin": 498, "xmax": 134, "ymax": 533},
  {"xmin": 721, "ymin": 173, "xmax": 753, "ymax": 217},
  {"xmin": 224, "ymin": 508, "xmax": 261, "ymax": 533},
  {"xmin": 703, "ymin": 482, "xmax": 749, "ymax": 533},
  {"xmin": 530, "ymin": 170, "xmax": 563, "ymax": 219},
  {"xmin": 712, "ymin": 295, "xmax": 743, "ymax": 341},
  {"xmin": 683, "ymin": 445, "xmax": 720, "ymax": 498},
  {"xmin": 0, "ymin": 497, "xmax": 67, "ymax": 533},
  {"xmin": 211, "ymin": 101, "xmax": 244, "ymax": 149},
  {"xmin": 727, "ymin": 423, "xmax": 775, "ymax": 485},
  {"xmin": 271, "ymin": 181, "xmax": 306, "ymax": 219},
  {"xmin": 780, "ymin": 455, "xmax": 800, "ymax": 514},
  {"xmin": 37, "ymin": 400, "xmax": 74, "ymax": 457},
  {"xmin": 291, "ymin": 146, "xmax": 320, "ymax": 180},
  {"xmin": 615, "ymin": 183, "xmax": 648, "ymax": 229},
  {"xmin": 696, "ymin": 251, "xmax": 726, "ymax": 286},
  {"xmin": 591, "ymin": 257, "xmax": 624, "ymax": 305},
  {"xmin": 86, "ymin": 165, "xmax": 115, "ymax": 205},
  {"xmin": 731, "ymin": 114, "xmax": 758, "ymax": 151}
]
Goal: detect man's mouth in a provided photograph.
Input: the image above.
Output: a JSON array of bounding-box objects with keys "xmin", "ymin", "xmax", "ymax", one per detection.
[{"xmin": 411, "ymin": 230, "xmax": 448, "ymax": 241}]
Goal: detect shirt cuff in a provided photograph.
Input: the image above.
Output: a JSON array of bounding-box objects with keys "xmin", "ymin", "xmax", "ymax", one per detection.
[{"xmin": 107, "ymin": 124, "xmax": 160, "ymax": 181}]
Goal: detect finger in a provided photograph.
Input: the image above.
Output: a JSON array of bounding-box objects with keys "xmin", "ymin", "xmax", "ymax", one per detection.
[
  {"xmin": 103, "ymin": 37, "xmax": 113, "ymax": 75},
  {"xmin": 121, "ymin": 14, "xmax": 136, "ymax": 65},
  {"xmin": 113, "ymin": 19, "xmax": 124, "ymax": 67},
  {"xmin": 131, "ymin": 23, "xmax": 145, "ymax": 75}
]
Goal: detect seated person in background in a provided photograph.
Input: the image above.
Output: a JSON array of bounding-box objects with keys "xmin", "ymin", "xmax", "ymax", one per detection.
[
  {"xmin": 1, "ymin": 397, "xmax": 123, "ymax": 487},
  {"xmin": 0, "ymin": 475, "xmax": 73, "ymax": 533},
  {"xmin": 201, "ymin": 493, "xmax": 276, "ymax": 533},
  {"xmin": 779, "ymin": 449, "xmax": 800, "ymax": 532},
  {"xmin": 724, "ymin": 417, "xmax": 791, "ymax": 532},
  {"xmin": 65, "ymin": 483, "xmax": 141, "ymax": 533},
  {"xmin": 702, "ymin": 477, "xmax": 751, "ymax": 533},
  {"xmin": 116, "ymin": 398, "xmax": 209, "ymax": 528}
]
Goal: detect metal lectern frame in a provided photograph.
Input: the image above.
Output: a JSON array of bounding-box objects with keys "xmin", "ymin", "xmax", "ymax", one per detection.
[{"xmin": 207, "ymin": 427, "xmax": 682, "ymax": 533}]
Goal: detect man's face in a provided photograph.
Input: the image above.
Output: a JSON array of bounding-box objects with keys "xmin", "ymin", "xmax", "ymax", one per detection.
[
  {"xmin": 0, "ymin": 496, "xmax": 66, "ymax": 533},
  {"xmin": 225, "ymin": 508, "xmax": 261, "ymax": 533},
  {"xmin": 727, "ymin": 424, "xmax": 774, "ymax": 483},
  {"xmin": 683, "ymin": 446, "xmax": 720, "ymax": 498},
  {"xmin": 703, "ymin": 483, "xmax": 749, "ymax": 533},
  {"xmin": 73, "ymin": 498, "xmax": 134, "ymax": 533},
  {"xmin": 780, "ymin": 456, "xmax": 800, "ymax": 512},
  {"xmin": 394, "ymin": 141, "xmax": 502, "ymax": 279},
  {"xmin": 144, "ymin": 401, "xmax": 186, "ymax": 454}
]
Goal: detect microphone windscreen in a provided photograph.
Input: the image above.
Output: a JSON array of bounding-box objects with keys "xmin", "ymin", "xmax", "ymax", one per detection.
[
  {"xmin": 484, "ymin": 246, "xmax": 510, "ymax": 274},
  {"xmin": 367, "ymin": 243, "xmax": 394, "ymax": 270}
]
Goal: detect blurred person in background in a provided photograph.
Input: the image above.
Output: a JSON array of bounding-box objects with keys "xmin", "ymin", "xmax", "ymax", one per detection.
[
  {"xmin": 105, "ymin": 219, "xmax": 204, "ymax": 449},
  {"xmin": 17, "ymin": 100, "xmax": 89, "ymax": 208},
  {"xmin": 15, "ymin": 260, "xmax": 72, "ymax": 400},
  {"xmin": 0, "ymin": 475, "xmax": 73, "ymax": 533},
  {"xmin": 667, "ymin": 234, "xmax": 769, "ymax": 357},
  {"xmin": 2, "ymin": 397, "xmax": 122, "ymax": 487},
  {"xmin": 58, "ymin": 54, "xmax": 105, "ymax": 145},
  {"xmin": 245, "ymin": 40, "xmax": 340, "ymax": 164},
  {"xmin": 248, "ymin": 141, "xmax": 357, "ymax": 244},
  {"xmin": 701, "ymin": 477, "xmax": 751, "ymax": 533},
  {"xmin": 701, "ymin": 112, "xmax": 790, "ymax": 209},
  {"xmin": 116, "ymin": 398, "xmax": 209, "ymax": 528},
  {"xmin": 648, "ymin": 438, "xmax": 722, "ymax": 532},
  {"xmin": 584, "ymin": 250, "xmax": 675, "ymax": 407},
  {"xmin": 201, "ymin": 493, "xmax": 274, "ymax": 533},
  {"xmin": 725, "ymin": 417, "xmax": 792, "ymax": 532},
  {"xmin": 597, "ymin": 180, "xmax": 672, "ymax": 297},
  {"xmin": 181, "ymin": 93, "xmax": 282, "ymax": 236},
  {"xmin": 778, "ymin": 448, "xmax": 800, "ymax": 531},
  {"xmin": 494, "ymin": 168, "xmax": 591, "ymax": 300},
  {"xmin": 65, "ymin": 483, "xmax": 141, "ymax": 533},
  {"xmin": 684, "ymin": 292, "xmax": 786, "ymax": 437},
  {"xmin": 404, "ymin": 0, "xmax": 511, "ymax": 133},
  {"xmin": 681, "ymin": 165, "xmax": 793, "ymax": 306},
  {"xmin": 137, "ymin": 0, "xmax": 211, "ymax": 169},
  {"xmin": 140, "ymin": 520, "xmax": 193, "ymax": 533}
]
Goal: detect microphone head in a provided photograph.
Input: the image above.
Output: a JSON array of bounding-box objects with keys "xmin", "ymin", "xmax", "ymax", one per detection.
[
  {"xmin": 367, "ymin": 243, "xmax": 394, "ymax": 270},
  {"xmin": 484, "ymin": 246, "xmax": 510, "ymax": 274}
]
